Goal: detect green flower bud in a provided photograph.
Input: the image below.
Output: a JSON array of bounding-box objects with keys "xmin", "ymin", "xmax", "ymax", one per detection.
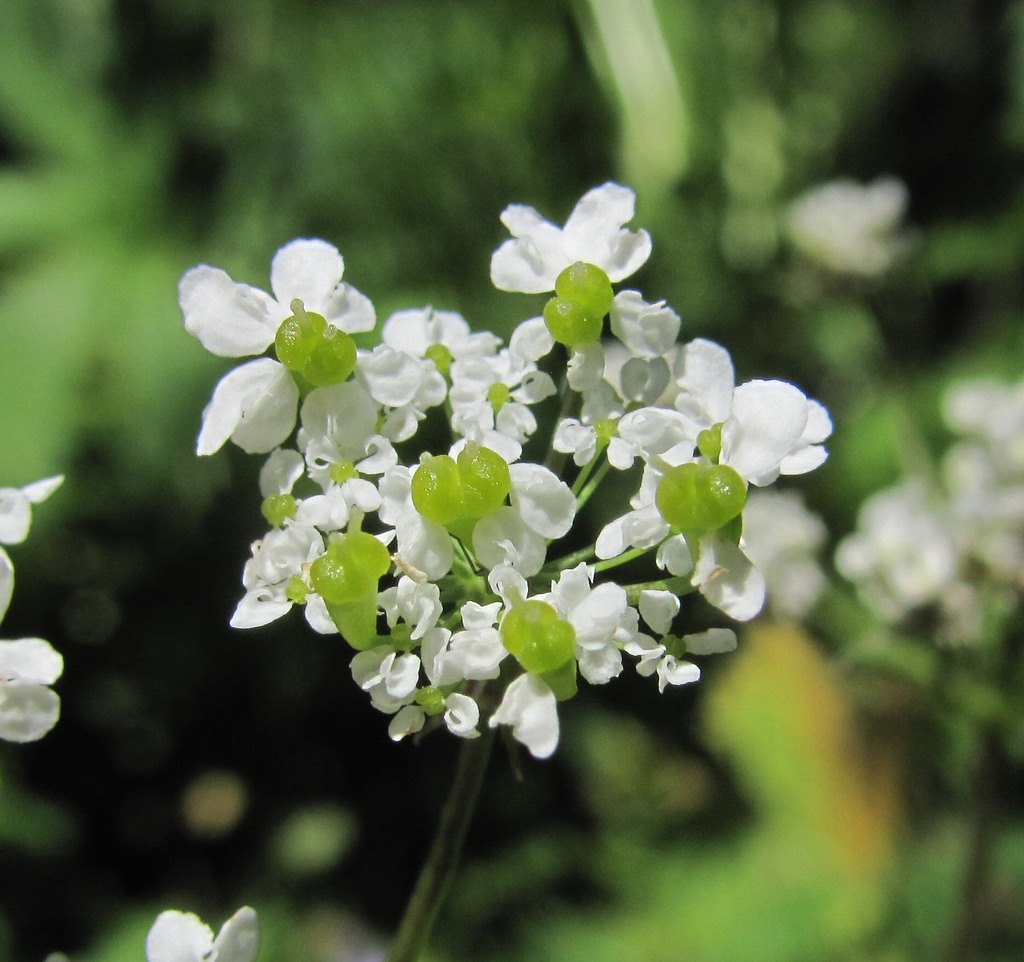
[
  {"xmin": 655, "ymin": 462, "xmax": 747, "ymax": 533},
  {"xmin": 261, "ymin": 493, "xmax": 297, "ymax": 528},
  {"xmin": 500, "ymin": 600, "xmax": 575, "ymax": 674},
  {"xmin": 554, "ymin": 261, "xmax": 614, "ymax": 318},
  {"xmin": 487, "ymin": 382, "xmax": 511, "ymax": 413}
]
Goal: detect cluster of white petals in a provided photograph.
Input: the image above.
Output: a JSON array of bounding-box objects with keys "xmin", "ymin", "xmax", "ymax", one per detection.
[
  {"xmin": 787, "ymin": 176, "xmax": 912, "ymax": 277},
  {"xmin": 146, "ymin": 906, "xmax": 259, "ymax": 962},
  {"xmin": 181, "ymin": 183, "xmax": 832, "ymax": 759},
  {"xmin": 837, "ymin": 374, "xmax": 1024, "ymax": 642},
  {"xmin": 0, "ymin": 476, "xmax": 64, "ymax": 743}
]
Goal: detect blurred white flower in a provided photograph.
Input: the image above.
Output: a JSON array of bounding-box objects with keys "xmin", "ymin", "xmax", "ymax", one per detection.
[
  {"xmin": 146, "ymin": 906, "xmax": 259, "ymax": 962},
  {"xmin": 787, "ymin": 176, "xmax": 911, "ymax": 277},
  {"xmin": 742, "ymin": 490, "xmax": 828, "ymax": 619}
]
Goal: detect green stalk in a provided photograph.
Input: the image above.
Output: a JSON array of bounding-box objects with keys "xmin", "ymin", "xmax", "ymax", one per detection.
[{"xmin": 386, "ymin": 725, "xmax": 497, "ymax": 962}]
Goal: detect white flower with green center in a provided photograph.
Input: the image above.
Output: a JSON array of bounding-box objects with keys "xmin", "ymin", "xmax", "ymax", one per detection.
[
  {"xmin": 490, "ymin": 182, "xmax": 652, "ymax": 293},
  {"xmin": 179, "ymin": 239, "xmax": 375, "ymax": 455},
  {"xmin": 673, "ymin": 338, "xmax": 831, "ymax": 486},
  {"xmin": 541, "ymin": 563, "xmax": 637, "ymax": 685},
  {"xmin": 382, "ymin": 306, "xmax": 501, "ymax": 367},
  {"xmin": 145, "ymin": 906, "xmax": 259, "ymax": 962},
  {"xmin": 230, "ymin": 523, "xmax": 326, "ymax": 630}
]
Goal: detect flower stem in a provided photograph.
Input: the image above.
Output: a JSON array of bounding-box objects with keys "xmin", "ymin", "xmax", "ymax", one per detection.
[
  {"xmin": 575, "ymin": 459, "xmax": 612, "ymax": 512},
  {"xmin": 387, "ymin": 725, "xmax": 497, "ymax": 962}
]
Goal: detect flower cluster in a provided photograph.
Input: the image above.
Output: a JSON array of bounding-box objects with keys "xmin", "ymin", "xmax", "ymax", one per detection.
[
  {"xmin": 0, "ymin": 476, "xmax": 64, "ymax": 743},
  {"xmin": 837, "ymin": 375, "xmax": 1024, "ymax": 642},
  {"xmin": 181, "ymin": 183, "xmax": 832, "ymax": 758}
]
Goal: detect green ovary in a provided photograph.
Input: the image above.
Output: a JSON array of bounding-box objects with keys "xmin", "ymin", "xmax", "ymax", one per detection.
[
  {"xmin": 655, "ymin": 462, "xmax": 747, "ymax": 533},
  {"xmin": 500, "ymin": 600, "xmax": 576, "ymax": 674}
]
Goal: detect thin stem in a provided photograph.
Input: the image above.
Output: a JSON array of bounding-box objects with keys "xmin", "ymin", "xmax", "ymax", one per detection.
[
  {"xmin": 592, "ymin": 543, "xmax": 651, "ymax": 574},
  {"xmin": 575, "ymin": 459, "xmax": 612, "ymax": 512},
  {"xmin": 387, "ymin": 725, "xmax": 497, "ymax": 962}
]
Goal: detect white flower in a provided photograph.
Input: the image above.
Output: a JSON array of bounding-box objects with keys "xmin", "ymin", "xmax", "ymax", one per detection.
[
  {"xmin": 490, "ymin": 182, "xmax": 652, "ymax": 293},
  {"xmin": 0, "ymin": 638, "xmax": 63, "ymax": 742},
  {"xmin": 180, "ymin": 239, "xmax": 375, "ymax": 455},
  {"xmin": 0, "ymin": 476, "xmax": 64, "ymax": 546},
  {"xmin": 836, "ymin": 480, "xmax": 958, "ymax": 620},
  {"xmin": 230, "ymin": 523, "xmax": 325, "ymax": 630},
  {"xmin": 489, "ymin": 673, "xmax": 560, "ymax": 759},
  {"xmin": 742, "ymin": 490, "xmax": 827, "ymax": 619},
  {"xmin": 145, "ymin": 906, "xmax": 260, "ymax": 962},
  {"xmin": 787, "ymin": 176, "xmax": 911, "ymax": 277},
  {"xmin": 382, "ymin": 306, "xmax": 501, "ymax": 361},
  {"xmin": 388, "ymin": 692, "xmax": 481, "ymax": 742},
  {"xmin": 610, "ymin": 290, "xmax": 681, "ymax": 359},
  {"xmin": 542, "ymin": 564, "xmax": 633, "ymax": 684},
  {"xmin": 357, "ymin": 345, "xmax": 447, "ymax": 442},
  {"xmin": 351, "ymin": 645, "xmax": 421, "ymax": 714},
  {"xmin": 673, "ymin": 338, "xmax": 831, "ymax": 485}
]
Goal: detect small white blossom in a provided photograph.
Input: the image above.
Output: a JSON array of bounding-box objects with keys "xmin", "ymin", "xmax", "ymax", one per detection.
[
  {"xmin": 787, "ymin": 176, "xmax": 911, "ymax": 277},
  {"xmin": 145, "ymin": 906, "xmax": 260, "ymax": 962},
  {"xmin": 181, "ymin": 239, "xmax": 375, "ymax": 456},
  {"xmin": 490, "ymin": 182, "xmax": 652, "ymax": 293},
  {"xmin": 489, "ymin": 673, "xmax": 560, "ymax": 759},
  {"xmin": 0, "ymin": 638, "xmax": 63, "ymax": 743}
]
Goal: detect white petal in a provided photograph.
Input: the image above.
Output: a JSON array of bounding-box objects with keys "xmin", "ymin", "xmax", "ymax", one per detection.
[
  {"xmin": 0, "ymin": 490, "xmax": 31, "ymax": 545},
  {"xmin": 197, "ymin": 359, "xmax": 299, "ymax": 456},
  {"xmin": 0, "ymin": 549, "xmax": 12, "ymax": 622},
  {"xmin": 179, "ymin": 266, "xmax": 281, "ymax": 358},
  {"xmin": 259, "ymin": 448, "xmax": 305, "ymax": 496},
  {"xmin": 673, "ymin": 338, "xmax": 735, "ymax": 428},
  {"xmin": 0, "ymin": 637, "xmax": 63, "ymax": 683},
  {"xmin": 145, "ymin": 910, "xmax": 213, "ymax": 962},
  {"xmin": 490, "ymin": 206, "xmax": 565, "ymax": 292},
  {"xmin": 389, "ymin": 705, "xmax": 426, "ymax": 741},
  {"xmin": 303, "ymin": 595, "xmax": 339, "ymax": 635},
  {"xmin": 693, "ymin": 536, "xmax": 766, "ymax": 621},
  {"xmin": 21, "ymin": 475, "xmax": 64, "ymax": 504},
  {"xmin": 595, "ymin": 505, "xmax": 668, "ymax": 559},
  {"xmin": 395, "ymin": 514, "xmax": 454, "ymax": 581},
  {"xmin": 639, "ymin": 590, "xmax": 680, "ymax": 635},
  {"xmin": 508, "ymin": 317, "xmax": 555, "ymax": 366},
  {"xmin": 358, "ymin": 346, "xmax": 427, "ymax": 408},
  {"xmin": 0, "ymin": 683, "xmax": 60, "ymax": 742},
  {"xmin": 656, "ymin": 534, "xmax": 695, "ymax": 576},
  {"xmin": 508, "ymin": 464, "xmax": 576, "ymax": 539},
  {"xmin": 657, "ymin": 657, "xmax": 700, "ymax": 692},
  {"xmin": 211, "ymin": 906, "xmax": 261, "ymax": 962},
  {"xmin": 489, "ymin": 674, "xmax": 560, "ymax": 759},
  {"xmin": 611, "ymin": 290, "xmax": 681, "ymax": 358},
  {"xmin": 270, "ymin": 239, "xmax": 344, "ymax": 309},
  {"xmin": 567, "ymin": 343, "xmax": 605, "ymax": 391},
  {"xmin": 684, "ymin": 628, "xmax": 738, "ymax": 655},
  {"xmin": 724, "ymin": 380, "xmax": 808, "ymax": 483},
  {"xmin": 229, "ymin": 589, "xmax": 292, "ymax": 629},
  {"xmin": 561, "ymin": 183, "xmax": 652, "ymax": 280},
  {"xmin": 473, "ymin": 508, "xmax": 546, "ymax": 577},
  {"xmin": 324, "ymin": 284, "xmax": 377, "ymax": 335},
  {"xmin": 444, "ymin": 693, "xmax": 481, "ymax": 738}
]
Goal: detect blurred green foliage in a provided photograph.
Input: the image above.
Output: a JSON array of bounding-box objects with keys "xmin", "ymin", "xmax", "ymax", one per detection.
[{"xmin": 2, "ymin": 0, "xmax": 1024, "ymax": 960}]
